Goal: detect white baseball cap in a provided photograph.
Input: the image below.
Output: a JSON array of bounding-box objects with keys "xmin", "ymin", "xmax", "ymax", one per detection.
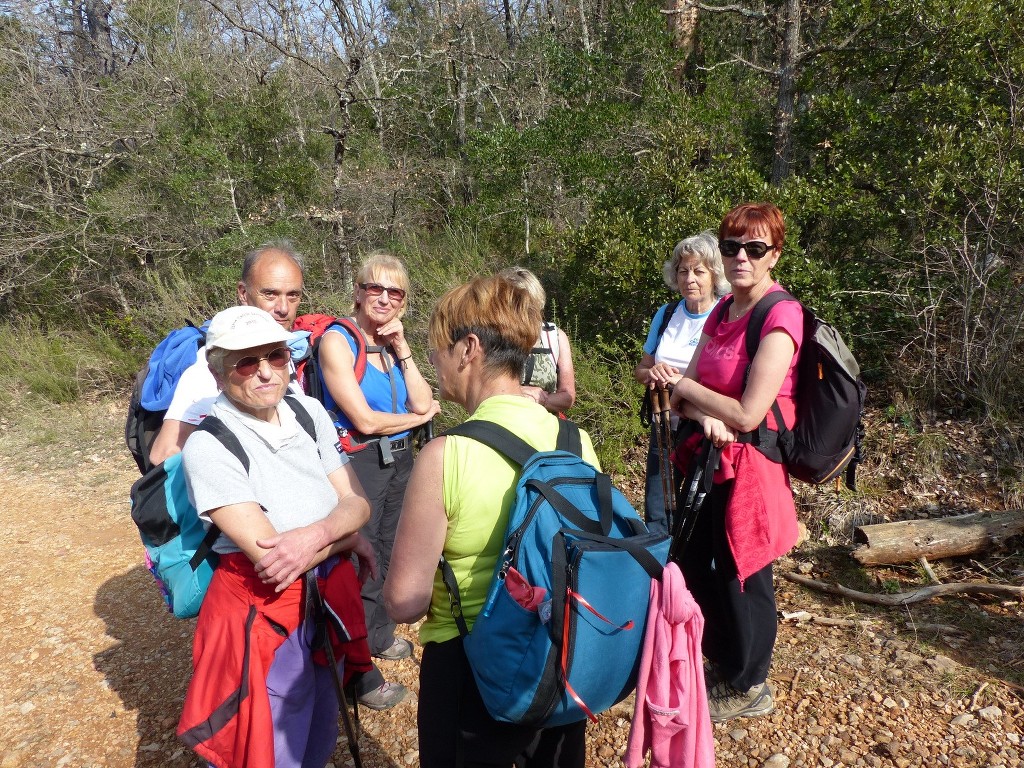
[{"xmin": 205, "ymin": 306, "xmax": 291, "ymax": 351}]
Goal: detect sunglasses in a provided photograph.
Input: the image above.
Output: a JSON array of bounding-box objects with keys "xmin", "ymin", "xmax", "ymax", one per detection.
[
  {"xmin": 359, "ymin": 282, "xmax": 407, "ymax": 302},
  {"xmin": 232, "ymin": 347, "xmax": 291, "ymax": 377},
  {"xmin": 719, "ymin": 240, "xmax": 778, "ymax": 259}
]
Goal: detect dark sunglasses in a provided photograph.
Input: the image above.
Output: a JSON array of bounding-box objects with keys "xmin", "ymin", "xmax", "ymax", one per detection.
[
  {"xmin": 359, "ymin": 282, "xmax": 407, "ymax": 302},
  {"xmin": 719, "ymin": 239, "xmax": 778, "ymax": 259},
  {"xmin": 232, "ymin": 347, "xmax": 291, "ymax": 376}
]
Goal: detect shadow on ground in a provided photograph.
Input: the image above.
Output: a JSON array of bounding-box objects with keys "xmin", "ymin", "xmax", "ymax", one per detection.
[{"xmin": 93, "ymin": 566, "xmax": 399, "ymax": 767}]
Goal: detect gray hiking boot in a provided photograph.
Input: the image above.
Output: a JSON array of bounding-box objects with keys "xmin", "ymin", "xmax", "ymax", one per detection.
[
  {"xmin": 373, "ymin": 637, "xmax": 413, "ymax": 661},
  {"xmin": 357, "ymin": 681, "xmax": 411, "ymax": 711},
  {"xmin": 707, "ymin": 680, "xmax": 774, "ymax": 723}
]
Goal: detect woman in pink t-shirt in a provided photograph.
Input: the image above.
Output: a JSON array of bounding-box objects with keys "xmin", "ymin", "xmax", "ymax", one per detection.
[{"xmin": 669, "ymin": 202, "xmax": 804, "ymax": 724}]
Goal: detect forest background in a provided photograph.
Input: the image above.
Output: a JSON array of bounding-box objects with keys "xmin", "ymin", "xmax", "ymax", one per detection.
[{"xmin": 1, "ymin": 0, "xmax": 1022, "ymax": 488}]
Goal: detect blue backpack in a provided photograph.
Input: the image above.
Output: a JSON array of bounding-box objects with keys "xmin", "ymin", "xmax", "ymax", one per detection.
[
  {"xmin": 129, "ymin": 395, "xmax": 317, "ymax": 618},
  {"xmin": 440, "ymin": 419, "xmax": 670, "ymax": 727},
  {"xmin": 125, "ymin": 321, "xmax": 209, "ymax": 475}
]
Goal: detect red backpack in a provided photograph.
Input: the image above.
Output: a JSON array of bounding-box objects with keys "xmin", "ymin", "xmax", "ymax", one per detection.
[{"xmin": 292, "ymin": 314, "xmax": 394, "ymax": 454}]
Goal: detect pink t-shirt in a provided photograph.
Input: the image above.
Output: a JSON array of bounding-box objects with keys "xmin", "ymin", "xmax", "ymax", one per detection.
[{"xmin": 696, "ymin": 284, "xmax": 803, "ymax": 429}]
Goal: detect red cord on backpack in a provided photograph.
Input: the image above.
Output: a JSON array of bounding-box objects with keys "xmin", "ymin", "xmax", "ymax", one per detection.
[{"xmin": 560, "ymin": 587, "xmax": 635, "ymax": 723}]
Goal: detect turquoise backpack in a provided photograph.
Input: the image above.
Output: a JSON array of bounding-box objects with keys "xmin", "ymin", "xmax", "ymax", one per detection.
[
  {"xmin": 129, "ymin": 396, "xmax": 317, "ymax": 618},
  {"xmin": 440, "ymin": 419, "xmax": 669, "ymax": 726}
]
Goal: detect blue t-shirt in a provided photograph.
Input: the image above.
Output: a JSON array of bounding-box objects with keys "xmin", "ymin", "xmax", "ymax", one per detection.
[{"xmin": 319, "ymin": 324, "xmax": 410, "ymax": 440}]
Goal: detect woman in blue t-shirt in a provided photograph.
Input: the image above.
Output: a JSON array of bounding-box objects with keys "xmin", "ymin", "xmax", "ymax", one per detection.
[
  {"xmin": 316, "ymin": 252, "xmax": 440, "ymax": 710},
  {"xmin": 634, "ymin": 230, "xmax": 727, "ymax": 535}
]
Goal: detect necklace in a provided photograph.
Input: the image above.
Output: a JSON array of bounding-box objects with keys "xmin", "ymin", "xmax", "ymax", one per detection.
[{"xmin": 729, "ymin": 283, "xmax": 774, "ymax": 321}]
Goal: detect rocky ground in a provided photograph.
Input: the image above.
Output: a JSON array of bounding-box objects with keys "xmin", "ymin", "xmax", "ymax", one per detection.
[{"xmin": 0, "ymin": 400, "xmax": 1021, "ymax": 768}]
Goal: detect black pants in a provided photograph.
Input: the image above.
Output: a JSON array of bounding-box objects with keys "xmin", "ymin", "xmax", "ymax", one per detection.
[
  {"xmin": 347, "ymin": 444, "xmax": 413, "ymax": 693},
  {"xmin": 674, "ymin": 481, "xmax": 777, "ymax": 691},
  {"xmin": 418, "ymin": 637, "xmax": 586, "ymax": 768}
]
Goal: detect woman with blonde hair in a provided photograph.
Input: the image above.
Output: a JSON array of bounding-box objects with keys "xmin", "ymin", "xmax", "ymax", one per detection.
[
  {"xmin": 500, "ymin": 267, "xmax": 576, "ymax": 415},
  {"xmin": 315, "ymin": 251, "xmax": 440, "ymax": 710},
  {"xmin": 384, "ymin": 274, "xmax": 598, "ymax": 767}
]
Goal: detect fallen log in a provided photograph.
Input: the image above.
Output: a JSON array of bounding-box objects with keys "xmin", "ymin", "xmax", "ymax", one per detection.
[
  {"xmin": 852, "ymin": 509, "xmax": 1024, "ymax": 565},
  {"xmin": 782, "ymin": 571, "xmax": 1024, "ymax": 606}
]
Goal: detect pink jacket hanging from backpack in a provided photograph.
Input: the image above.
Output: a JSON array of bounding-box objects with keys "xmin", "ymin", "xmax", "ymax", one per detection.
[{"xmin": 625, "ymin": 561, "xmax": 715, "ymax": 768}]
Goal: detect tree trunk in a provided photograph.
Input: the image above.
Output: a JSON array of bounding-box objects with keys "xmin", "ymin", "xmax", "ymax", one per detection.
[
  {"xmin": 852, "ymin": 510, "xmax": 1024, "ymax": 566},
  {"xmin": 501, "ymin": 0, "xmax": 519, "ymax": 47},
  {"xmin": 664, "ymin": 0, "xmax": 698, "ymax": 55},
  {"xmin": 770, "ymin": 0, "xmax": 801, "ymax": 186},
  {"xmin": 326, "ymin": 58, "xmax": 362, "ymax": 287}
]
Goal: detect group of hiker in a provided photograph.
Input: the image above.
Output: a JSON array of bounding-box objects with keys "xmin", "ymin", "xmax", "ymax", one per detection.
[{"xmin": 142, "ymin": 200, "xmax": 816, "ymax": 768}]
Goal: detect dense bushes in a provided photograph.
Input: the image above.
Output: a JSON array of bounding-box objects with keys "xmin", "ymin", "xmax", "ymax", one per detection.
[{"xmin": 1, "ymin": 0, "xmax": 1022, "ymax": 426}]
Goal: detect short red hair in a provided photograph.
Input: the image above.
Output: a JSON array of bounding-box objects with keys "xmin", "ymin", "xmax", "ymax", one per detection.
[{"xmin": 719, "ymin": 202, "xmax": 785, "ymax": 248}]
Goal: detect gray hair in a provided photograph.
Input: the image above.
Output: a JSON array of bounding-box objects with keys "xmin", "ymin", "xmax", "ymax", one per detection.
[
  {"xmin": 662, "ymin": 230, "xmax": 728, "ymax": 296},
  {"xmin": 206, "ymin": 346, "xmax": 230, "ymax": 378},
  {"xmin": 241, "ymin": 240, "xmax": 306, "ymax": 284}
]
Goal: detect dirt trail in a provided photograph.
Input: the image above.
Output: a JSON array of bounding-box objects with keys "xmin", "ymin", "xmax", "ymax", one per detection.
[{"xmin": 0, "ymin": 403, "xmax": 1022, "ymax": 768}]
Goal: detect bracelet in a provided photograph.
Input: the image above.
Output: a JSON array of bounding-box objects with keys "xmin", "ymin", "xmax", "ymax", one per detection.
[{"xmin": 398, "ymin": 354, "xmax": 413, "ymax": 362}]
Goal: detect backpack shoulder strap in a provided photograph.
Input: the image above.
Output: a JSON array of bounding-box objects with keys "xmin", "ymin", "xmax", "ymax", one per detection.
[
  {"xmin": 543, "ymin": 322, "xmax": 560, "ymax": 364},
  {"xmin": 715, "ymin": 296, "xmax": 733, "ymax": 325},
  {"xmin": 194, "ymin": 415, "xmax": 250, "ymax": 473},
  {"xmin": 446, "ymin": 418, "xmax": 583, "ymax": 466},
  {"xmin": 283, "ymin": 394, "xmax": 318, "ymax": 444},
  {"xmin": 744, "ymin": 290, "xmax": 798, "ymax": 360},
  {"xmin": 655, "ymin": 299, "xmax": 681, "ymax": 343},
  {"xmin": 445, "ymin": 420, "xmax": 537, "ymax": 466},
  {"xmin": 188, "ymin": 414, "xmax": 251, "ymax": 571},
  {"xmin": 329, "ymin": 317, "xmax": 371, "ymax": 383}
]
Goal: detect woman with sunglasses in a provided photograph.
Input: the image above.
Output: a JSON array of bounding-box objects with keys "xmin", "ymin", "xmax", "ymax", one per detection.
[
  {"xmin": 178, "ymin": 305, "xmax": 375, "ymax": 768},
  {"xmin": 668, "ymin": 202, "xmax": 804, "ymax": 723},
  {"xmin": 315, "ymin": 252, "xmax": 440, "ymax": 710}
]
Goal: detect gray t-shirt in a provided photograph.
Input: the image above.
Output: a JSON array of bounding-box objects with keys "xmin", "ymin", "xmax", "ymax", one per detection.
[{"xmin": 182, "ymin": 393, "xmax": 347, "ymax": 555}]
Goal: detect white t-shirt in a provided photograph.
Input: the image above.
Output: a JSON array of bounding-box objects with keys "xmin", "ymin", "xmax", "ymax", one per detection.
[
  {"xmin": 164, "ymin": 349, "xmax": 218, "ymax": 425},
  {"xmin": 643, "ymin": 300, "xmax": 720, "ymax": 373}
]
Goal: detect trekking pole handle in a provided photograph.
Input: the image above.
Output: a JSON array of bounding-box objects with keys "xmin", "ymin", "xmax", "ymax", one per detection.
[{"xmin": 656, "ymin": 387, "xmax": 672, "ymax": 417}]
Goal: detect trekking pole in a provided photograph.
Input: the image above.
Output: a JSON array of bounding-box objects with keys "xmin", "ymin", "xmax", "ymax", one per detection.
[
  {"xmin": 657, "ymin": 388, "xmax": 676, "ymax": 534},
  {"xmin": 651, "ymin": 387, "xmax": 673, "ymax": 535}
]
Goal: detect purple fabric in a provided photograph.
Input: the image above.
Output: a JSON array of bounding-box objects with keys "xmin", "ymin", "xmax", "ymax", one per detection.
[{"xmin": 264, "ymin": 581, "xmax": 344, "ymax": 767}]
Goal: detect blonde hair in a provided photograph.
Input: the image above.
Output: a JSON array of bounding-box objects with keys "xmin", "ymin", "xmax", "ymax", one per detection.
[
  {"xmin": 429, "ymin": 275, "xmax": 540, "ymax": 379},
  {"xmin": 352, "ymin": 251, "xmax": 412, "ymax": 318},
  {"xmin": 498, "ymin": 266, "xmax": 546, "ymax": 315}
]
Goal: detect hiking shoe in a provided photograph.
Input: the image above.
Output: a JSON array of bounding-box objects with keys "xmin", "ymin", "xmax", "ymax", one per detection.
[
  {"xmin": 357, "ymin": 681, "xmax": 410, "ymax": 711},
  {"xmin": 703, "ymin": 660, "xmax": 722, "ymax": 689},
  {"xmin": 373, "ymin": 637, "xmax": 413, "ymax": 661},
  {"xmin": 707, "ymin": 680, "xmax": 774, "ymax": 723}
]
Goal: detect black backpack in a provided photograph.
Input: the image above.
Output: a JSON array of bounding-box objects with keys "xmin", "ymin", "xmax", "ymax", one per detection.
[{"xmin": 725, "ymin": 291, "xmax": 866, "ymax": 489}]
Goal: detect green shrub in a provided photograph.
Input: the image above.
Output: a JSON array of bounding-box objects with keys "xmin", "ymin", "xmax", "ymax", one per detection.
[
  {"xmin": 0, "ymin": 322, "xmax": 140, "ymax": 407},
  {"xmin": 569, "ymin": 336, "xmax": 646, "ymax": 475}
]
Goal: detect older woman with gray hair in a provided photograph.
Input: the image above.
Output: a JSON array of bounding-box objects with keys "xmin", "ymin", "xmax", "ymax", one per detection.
[{"xmin": 633, "ymin": 230, "xmax": 727, "ymax": 536}]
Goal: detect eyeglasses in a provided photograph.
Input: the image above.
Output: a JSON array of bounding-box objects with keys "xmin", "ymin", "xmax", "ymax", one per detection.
[
  {"xmin": 719, "ymin": 240, "xmax": 778, "ymax": 259},
  {"xmin": 359, "ymin": 282, "xmax": 407, "ymax": 302},
  {"xmin": 232, "ymin": 347, "xmax": 291, "ymax": 376}
]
